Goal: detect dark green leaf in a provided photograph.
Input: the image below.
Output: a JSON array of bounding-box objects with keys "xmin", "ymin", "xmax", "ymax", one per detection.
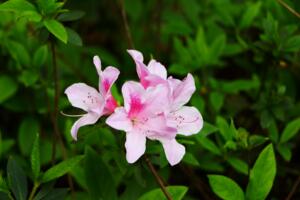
[
  {"xmin": 197, "ymin": 136, "xmax": 221, "ymax": 156},
  {"xmin": 41, "ymin": 188, "xmax": 68, "ymax": 200},
  {"xmin": 85, "ymin": 147, "xmax": 117, "ymax": 200},
  {"xmin": 41, "ymin": 155, "xmax": 84, "ymax": 183},
  {"xmin": 33, "ymin": 45, "xmax": 48, "ymax": 68},
  {"xmin": 246, "ymin": 144, "xmax": 276, "ymax": 200},
  {"xmin": 227, "ymin": 157, "xmax": 248, "ymax": 175},
  {"xmin": 283, "ymin": 35, "xmax": 300, "ymax": 52},
  {"xmin": 277, "ymin": 144, "xmax": 292, "ymax": 161},
  {"xmin": 0, "ymin": 76, "xmax": 18, "ymax": 104},
  {"xmin": 66, "ymin": 28, "xmax": 82, "ymax": 46},
  {"xmin": 31, "ymin": 133, "xmax": 40, "ymax": 180},
  {"xmin": 7, "ymin": 157, "xmax": 28, "ymax": 200},
  {"xmin": 239, "ymin": 2, "xmax": 261, "ymax": 28},
  {"xmin": 44, "ymin": 19, "xmax": 68, "ymax": 43},
  {"xmin": 209, "ymin": 91, "xmax": 224, "ymax": 111},
  {"xmin": 19, "ymin": 70, "xmax": 39, "ymax": 87},
  {"xmin": 6, "ymin": 40, "xmax": 30, "ymax": 67},
  {"xmin": 138, "ymin": 186, "xmax": 188, "ymax": 200},
  {"xmin": 18, "ymin": 117, "xmax": 39, "ymax": 156},
  {"xmin": 57, "ymin": 10, "xmax": 85, "ymax": 22}
]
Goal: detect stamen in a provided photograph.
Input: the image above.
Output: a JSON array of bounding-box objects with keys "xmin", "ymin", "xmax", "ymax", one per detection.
[{"xmin": 60, "ymin": 111, "xmax": 85, "ymax": 117}]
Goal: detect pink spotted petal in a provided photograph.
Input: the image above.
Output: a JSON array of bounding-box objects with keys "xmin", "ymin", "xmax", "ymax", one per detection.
[
  {"xmin": 106, "ymin": 107, "xmax": 133, "ymax": 132},
  {"xmin": 170, "ymin": 73, "xmax": 196, "ymax": 110},
  {"xmin": 168, "ymin": 106, "xmax": 203, "ymax": 136},
  {"xmin": 161, "ymin": 139, "xmax": 185, "ymax": 166},
  {"xmin": 64, "ymin": 83, "xmax": 104, "ymax": 114},
  {"xmin": 147, "ymin": 59, "xmax": 167, "ymax": 79},
  {"xmin": 99, "ymin": 66, "xmax": 120, "ymax": 95},
  {"xmin": 71, "ymin": 112, "xmax": 100, "ymax": 141},
  {"xmin": 125, "ymin": 131, "xmax": 146, "ymax": 163}
]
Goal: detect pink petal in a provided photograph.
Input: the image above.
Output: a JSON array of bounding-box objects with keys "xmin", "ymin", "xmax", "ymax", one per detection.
[
  {"xmin": 121, "ymin": 81, "xmax": 145, "ymax": 114},
  {"xmin": 99, "ymin": 66, "xmax": 120, "ymax": 95},
  {"xmin": 170, "ymin": 73, "xmax": 196, "ymax": 110},
  {"xmin": 125, "ymin": 131, "xmax": 146, "ymax": 163},
  {"xmin": 93, "ymin": 55, "xmax": 102, "ymax": 76},
  {"xmin": 71, "ymin": 112, "xmax": 100, "ymax": 140},
  {"xmin": 161, "ymin": 139, "xmax": 185, "ymax": 166},
  {"xmin": 106, "ymin": 107, "xmax": 132, "ymax": 132},
  {"xmin": 103, "ymin": 94, "xmax": 118, "ymax": 114},
  {"xmin": 127, "ymin": 50, "xmax": 149, "ymax": 88},
  {"xmin": 168, "ymin": 106, "xmax": 203, "ymax": 136},
  {"xmin": 64, "ymin": 83, "xmax": 104, "ymax": 114},
  {"xmin": 147, "ymin": 59, "xmax": 167, "ymax": 79}
]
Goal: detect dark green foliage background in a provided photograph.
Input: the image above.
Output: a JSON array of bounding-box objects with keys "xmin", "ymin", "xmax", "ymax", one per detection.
[{"xmin": 0, "ymin": 0, "xmax": 300, "ymax": 199}]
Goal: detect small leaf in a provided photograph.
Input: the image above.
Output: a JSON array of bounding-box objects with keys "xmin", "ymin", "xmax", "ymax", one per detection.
[
  {"xmin": 19, "ymin": 70, "xmax": 39, "ymax": 87},
  {"xmin": 227, "ymin": 157, "xmax": 248, "ymax": 175},
  {"xmin": 280, "ymin": 118, "xmax": 300, "ymax": 143},
  {"xmin": 40, "ymin": 188, "xmax": 68, "ymax": 200},
  {"xmin": 199, "ymin": 122, "xmax": 218, "ymax": 137},
  {"xmin": 239, "ymin": 2, "xmax": 262, "ymax": 28},
  {"xmin": 41, "ymin": 155, "xmax": 84, "ymax": 183},
  {"xmin": 197, "ymin": 136, "xmax": 222, "ymax": 156},
  {"xmin": 31, "ymin": 133, "xmax": 40, "ymax": 180},
  {"xmin": 246, "ymin": 144, "xmax": 276, "ymax": 200},
  {"xmin": 57, "ymin": 10, "xmax": 85, "ymax": 22},
  {"xmin": 7, "ymin": 157, "xmax": 28, "ymax": 200},
  {"xmin": 138, "ymin": 186, "xmax": 188, "ymax": 200},
  {"xmin": 277, "ymin": 144, "xmax": 292, "ymax": 161},
  {"xmin": 18, "ymin": 117, "xmax": 39, "ymax": 156},
  {"xmin": 66, "ymin": 28, "xmax": 82, "ymax": 46},
  {"xmin": 209, "ymin": 91, "xmax": 224, "ymax": 111},
  {"xmin": 283, "ymin": 35, "xmax": 300, "ymax": 52},
  {"xmin": 182, "ymin": 152, "xmax": 200, "ymax": 166},
  {"xmin": 44, "ymin": 19, "xmax": 68, "ymax": 43},
  {"xmin": 0, "ymin": 76, "xmax": 18, "ymax": 104},
  {"xmin": 33, "ymin": 45, "xmax": 48, "ymax": 68},
  {"xmin": 208, "ymin": 175, "xmax": 244, "ymax": 200},
  {"xmin": 6, "ymin": 40, "xmax": 30, "ymax": 67}
]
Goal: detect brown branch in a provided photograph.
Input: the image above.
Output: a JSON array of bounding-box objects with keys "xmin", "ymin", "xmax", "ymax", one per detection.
[
  {"xmin": 144, "ymin": 155, "xmax": 173, "ymax": 200},
  {"xmin": 277, "ymin": 0, "xmax": 300, "ymax": 19},
  {"xmin": 286, "ymin": 175, "xmax": 300, "ymax": 200},
  {"xmin": 119, "ymin": 0, "xmax": 135, "ymax": 49},
  {"xmin": 50, "ymin": 41, "xmax": 75, "ymax": 199}
]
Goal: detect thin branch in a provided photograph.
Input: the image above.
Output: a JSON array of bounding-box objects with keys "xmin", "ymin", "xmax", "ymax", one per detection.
[
  {"xmin": 286, "ymin": 175, "xmax": 300, "ymax": 200},
  {"xmin": 119, "ymin": 0, "xmax": 135, "ymax": 49},
  {"xmin": 50, "ymin": 41, "xmax": 75, "ymax": 199},
  {"xmin": 277, "ymin": 0, "xmax": 300, "ymax": 19},
  {"xmin": 144, "ymin": 155, "xmax": 173, "ymax": 200}
]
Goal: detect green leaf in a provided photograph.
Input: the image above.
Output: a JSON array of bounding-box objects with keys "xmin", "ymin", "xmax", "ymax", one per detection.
[
  {"xmin": 209, "ymin": 91, "xmax": 224, "ymax": 111},
  {"xmin": 0, "ymin": 76, "xmax": 18, "ymax": 104},
  {"xmin": 33, "ymin": 45, "xmax": 48, "ymax": 68},
  {"xmin": 31, "ymin": 133, "xmax": 40, "ymax": 180},
  {"xmin": 268, "ymin": 119, "xmax": 279, "ymax": 143},
  {"xmin": 209, "ymin": 34, "xmax": 226, "ymax": 60},
  {"xmin": 44, "ymin": 19, "xmax": 68, "ymax": 43},
  {"xmin": 57, "ymin": 10, "xmax": 85, "ymax": 22},
  {"xmin": 6, "ymin": 40, "xmax": 30, "ymax": 67},
  {"xmin": 246, "ymin": 144, "xmax": 276, "ymax": 200},
  {"xmin": 208, "ymin": 175, "xmax": 244, "ymax": 200},
  {"xmin": 221, "ymin": 75, "xmax": 260, "ymax": 94},
  {"xmin": 19, "ymin": 70, "xmax": 39, "ymax": 87},
  {"xmin": 138, "ymin": 186, "xmax": 188, "ymax": 200},
  {"xmin": 41, "ymin": 155, "xmax": 84, "ymax": 183},
  {"xmin": 182, "ymin": 152, "xmax": 200, "ymax": 166},
  {"xmin": 283, "ymin": 35, "xmax": 300, "ymax": 52},
  {"xmin": 85, "ymin": 147, "xmax": 117, "ymax": 200},
  {"xmin": 18, "ymin": 117, "xmax": 39, "ymax": 156},
  {"xmin": 197, "ymin": 136, "xmax": 222, "ymax": 156},
  {"xmin": 7, "ymin": 157, "xmax": 28, "ymax": 200},
  {"xmin": 40, "ymin": 188, "xmax": 68, "ymax": 200},
  {"xmin": 199, "ymin": 122, "xmax": 218, "ymax": 137},
  {"xmin": 277, "ymin": 144, "xmax": 292, "ymax": 161},
  {"xmin": 66, "ymin": 28, "xmax": 82, "ymax": 46},
  {"xmin": 227, "ymin": 157, "xmax": 248, "ymax": 175},
  {"xmin": 216, "ymin": 116, "xmax": 232, "ymax": 141},
  {"xmin": 239, "ymin": 2, "xmax": 262, "ymax": 28},
  {"xmin": 280, "ymin": 118, "xmax": 300, "ymax": 143},
  {"xmin": 249, "ymin": 135, "xmax": 268, "ymax": 149}
]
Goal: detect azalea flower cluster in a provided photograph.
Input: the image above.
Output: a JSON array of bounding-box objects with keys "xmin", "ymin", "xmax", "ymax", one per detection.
[{"xmin": 65, "ymin": 50, "xmax": 203, "ymax": 166}]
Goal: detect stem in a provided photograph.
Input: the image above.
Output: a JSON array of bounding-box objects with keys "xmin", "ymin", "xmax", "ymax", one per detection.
[
  {"xmin": 50, "ymin": 41, "xmax": 75, "ymax": 199},
  {"xmin": 28, "ymin": 182, "xmax": 40, "ymax": 200},
  {"xmin": 277, "ymin": 0, "xmax": 300, "ymax": 19},
  {"xmin": 144, "ymin": 155, "xmax": 173, "ymax": 200},
  {"xmin": 285, "ymin": 175, "xmax": 300, "ymax": 200},
  {"xmin": 119, "ymin": 0, "xmax": 135, "ymax": 49}
]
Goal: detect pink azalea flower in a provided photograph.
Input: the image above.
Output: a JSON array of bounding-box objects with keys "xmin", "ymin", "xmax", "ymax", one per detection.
[
  {"xmin": 106, "ymin": 81, "xmax": 188, "ymax": 165},
  {"xmin": 65, "ymin": 56, "xmax": 120, "ymax": 140}
]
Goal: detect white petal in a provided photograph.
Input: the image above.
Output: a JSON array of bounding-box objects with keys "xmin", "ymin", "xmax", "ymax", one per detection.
[
  {"xmin": 161, "ymin": 139, "xmax": 185, "ymax": 166},
  {"xmin": 71, "ymin": 112, "xmax": 100, "ymax": 140},
  {"xmin": 106, "ymin": 107, "xmax": 132, "ymax": 132},
  {"xmin": 147, "ymin": 59, "xmax": 167, "ymax": 79},
  {"xmin": 125, "ymin": 131, "xmax": 146, "ymax": 163}
]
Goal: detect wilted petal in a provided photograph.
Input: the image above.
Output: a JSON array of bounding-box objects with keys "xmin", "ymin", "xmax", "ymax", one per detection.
[
  {"xmin": 161, "ymin": 139, "xmax": 185, "ymax": 166},
  {"xmin": 148, "ymin": 59, "xmax": 167, "ymax": 79},
  {"xmin": 171, "ymin": 73, "xmax": 196, "ymax": 110},
  {"xmin": 168, "ymin": 106, "xmax": 203, "ymax": 136},
  {"xmin": 99, "ymin": 66, "xmax": 120, "ymax": 95},
  {"xmin": 106, "ymin": 107, "xmax": 132, "ymax": 132},
  {"xmin": 65, "ymin": 83, "xmax": 104, "ymax": 114},
  {"xmin": 125, "ymin": 131, "xmax": 146, "ymax": 163},
  {"xmin": 71, "ymin": 112, "xmax": 100, "ymax": 140}
]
